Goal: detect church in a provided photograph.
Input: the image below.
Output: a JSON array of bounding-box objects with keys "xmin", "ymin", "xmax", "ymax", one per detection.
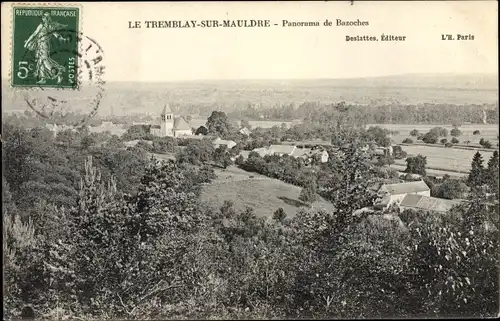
[{"xmin": 150, "ymin": 105, "xmax": 192, "ymax": 137}]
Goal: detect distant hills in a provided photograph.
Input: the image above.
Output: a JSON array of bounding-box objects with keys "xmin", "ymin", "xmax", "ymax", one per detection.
[{"xmin": 2, "ymin": 73, "xmax": 498, "ymax": 116}]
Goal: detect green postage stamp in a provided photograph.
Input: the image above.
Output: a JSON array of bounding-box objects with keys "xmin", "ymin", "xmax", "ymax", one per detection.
[{"xmin": 12, "ymin": 6, "xmax": 80, "ymax": 88}]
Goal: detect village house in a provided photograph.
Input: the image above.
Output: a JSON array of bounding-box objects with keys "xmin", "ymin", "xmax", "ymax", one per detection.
[
  {"xmin": 374, "ymin": 180, "xmax": 431, "ymax": 210},
  {"xmin": 212, "ymin": 137, "xmax": 237, "ymax": 149},
  {"xmin": 239, "ymin": 127, "xmax": 252, "ymax": 136}
]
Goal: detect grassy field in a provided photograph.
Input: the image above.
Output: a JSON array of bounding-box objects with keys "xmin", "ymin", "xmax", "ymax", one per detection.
[
  {"xmin": 369, "ymin": 124, "xmax": 499, "ymax": 146},
  {"xmin": 396, "ymin": 144, "xmax": 496, "ymax": 173},
  {"xmin": 201, "ymin": 166, "xmax": 334, "ymax": 218}
]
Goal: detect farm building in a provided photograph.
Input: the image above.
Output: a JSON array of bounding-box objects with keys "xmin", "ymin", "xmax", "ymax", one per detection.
[
  {"xmin": 399, "ymin": 194, "xmax": 463, "ymax": 213},
  {"xmin": 374, "ymin": 180, "xmax": 431, "ymax": 209}
]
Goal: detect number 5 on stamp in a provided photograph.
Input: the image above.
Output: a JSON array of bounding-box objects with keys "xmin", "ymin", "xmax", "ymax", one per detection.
[{"xmin": 12, "ymin": 6, "xmax": 80, "ymax": 88}]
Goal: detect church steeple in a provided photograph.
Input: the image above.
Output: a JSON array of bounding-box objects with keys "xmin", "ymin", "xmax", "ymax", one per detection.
[
  {"xmin": 160, "ymin": 104, "xmax": 174, "ymax": 136},
  {"xmin": 162, "ymin": 104, "xmax": 172, "ymax": 116}
]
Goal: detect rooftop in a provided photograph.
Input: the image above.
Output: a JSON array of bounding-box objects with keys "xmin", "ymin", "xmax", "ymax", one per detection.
[
  {"xmin": 173, "ymin": 116, "xmax": 191, "ymax": 130},
  {"xmin": 380, "ymin": 180, "xmax": 430, "ymax": 195},
  {"xmin": 400, "ymin": 194, "xmax": 463, "ymax": 213},
  {"xmin": 161, "ymin": 104, "xmax": 172, "ymax": 115},
  {"xmin": 268, "ymin": 144, "xmax": 296, "ymax": 155}
]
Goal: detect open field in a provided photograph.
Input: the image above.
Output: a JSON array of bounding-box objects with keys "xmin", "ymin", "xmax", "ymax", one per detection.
[
  {"xmin": 396, "ymin": 144, "xmax": 496, "ymax": 173},
  {"xmin": 369, "ymin": 123, "xmax": 499, "ymax": 146},
  {"xmin": 201, "ymin": 166, "xmax": 334, "ymax": 218},
  {"xmin": 390, "ymin": 164, "xmax": 467, "ymax": 178}
]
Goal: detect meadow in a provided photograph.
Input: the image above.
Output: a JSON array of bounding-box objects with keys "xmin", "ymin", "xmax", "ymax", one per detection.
[
  {"xmin": 395, "ymin": 144, "xmax": 496, "ymax": 173},
  {"xmin": 370, "ymin": 123, "xmax": 499, "ymax": 146},
  {"xmin": 201, "ymin": 166, "xmax": 334, "ymax": 218}
]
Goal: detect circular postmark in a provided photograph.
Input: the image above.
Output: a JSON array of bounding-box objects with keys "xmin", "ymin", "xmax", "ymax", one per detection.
[{"xmin": 20, "ymin": 28, "xmax": 106, "ymax": 127}]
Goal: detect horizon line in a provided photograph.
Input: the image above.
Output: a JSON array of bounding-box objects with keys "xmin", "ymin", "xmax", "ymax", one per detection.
[{"xmin": 1, "ymin": 72, "xmax": 499, "ymax": 85}]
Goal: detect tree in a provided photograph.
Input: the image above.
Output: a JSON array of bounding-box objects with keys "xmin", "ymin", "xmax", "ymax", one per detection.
[
  {"xmin": 206, "ymin": 111, "xmax": 232, "ymax": 137},
  {"xmin": 213, "ymin": 145, "xmax": 232, "ymax": 169},
  {"xmin": 299, "ymin": 181, "xmax": 317, "ymax": 205},
  {"xmin": 486, "ymin": 151, "xmax": 499, "ymax": 198},
  {"xmin": 422, "ymin": 132, "xmax": 438, "ymax": 144},
  {"xmin": 429, "ymin": 127, "xmax": 448, "ymax": 137},
  {"xmin": 434, "ymin": 178, "xmax": 469, "ymax": 199},
  {"xmin": 450, "ymin": 127, "xmax": 462, "ymax": 137},
  {"xmin": 479, "ymin": 138, "xmax": 492, "ymax": 149},
  {"xmin": 152, "ymin": 137, "xmax": 177, "ymax": 153},
  {"xmin": 377, "ymin": 154, "xmax": 395, "ymax": 166},
  {"xmin": 467, "ymin": 151, "xmax": 486, "ymax": 189},
  {"xmin": 273, "ymin": 208, "xmax": 287, "ymax": 222},
  {"xmin": 405, "ymin": 155, "xmax": 427, "ymax": 176},
  {"xmin": 451, "ymin": 137, "xmax": 459, "ymax": 144},
  {"xmin": 366, "ymin": 126, "xmax": 391, "ymax": 147},
  {"xmin": 402, "ymin": 138, "xmax": 413, "ymax": 144},
  {"xmin": 122, "ymin": 124, "xmax": 153, "ymax": 141},
  {"xmin": 440, "ymin": 138, "xmax": 448, "ymax": 144},
  {"xmin": 80, "ymin": 135, "xmax": 96, "ymax": 149},
  {"xmin": 410, "ymin": 129, "xmax": 419, "ymax": 136},
  {"xmin": 195, "ymin": 126, "xmax": 208, "ymax": 136}
]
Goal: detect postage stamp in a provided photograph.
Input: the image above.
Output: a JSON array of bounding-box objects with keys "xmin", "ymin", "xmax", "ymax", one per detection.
[{"xmin": 12, "ymin": 6, "xmax": 80, "ymax": 88}]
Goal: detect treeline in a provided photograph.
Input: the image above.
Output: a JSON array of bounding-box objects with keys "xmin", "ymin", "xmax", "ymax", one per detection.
[{"xmin": 230, "ymin": 101, "xmax": 499, "ymax": 125}]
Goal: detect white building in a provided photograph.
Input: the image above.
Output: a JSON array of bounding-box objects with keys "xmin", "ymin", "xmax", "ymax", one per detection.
[
  {"xmin": 150, "ymin": 105, "xmax": 192, "ymax": 137},
  {"xmin": 212, "ymin": 137, "xmax": 237, "ymax": 149},
  {"xmin": 374, "ymin": 180, "xmax": 431, "ymax": 209}
]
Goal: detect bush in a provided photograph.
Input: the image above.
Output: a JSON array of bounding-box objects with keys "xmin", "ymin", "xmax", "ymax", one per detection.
[
  {"xmin": 445, "ymin": 142, "xmax": 453, "ymax": 148},
  {"xmin": 409, "ymin": 129, "xmax": 419, "ymax": 136},
  {"xmin": 473, "ymin": 130, "xmax": 481, "ymax": 135},
  {"xmin": 479, "ymin": 138, "xmax": 492, "ymax": 149},
  {"xmin": 440, "ymin": 138, "xmax": 448, "ymax": 144},
  {"xmin": 422, "ymin": 132, "xmax": 438, "ymax": 144},
  {"xmin": 429, "ymin": 127, "xmax": 448, "ymax": 137},
  {"xmin": 402, "ymin": 138, "xmax": 413, "ymax": 144},
  {"xmin": 450, "ymin": 127, "xmax": 462, "ymax": 137},
  {"xmin": 451, "ymin": 137, "xmax": 459, "ymax": 144},
  {"xmin": 417, "ymin": 135, "xmax": 424, "ymax": 141}
]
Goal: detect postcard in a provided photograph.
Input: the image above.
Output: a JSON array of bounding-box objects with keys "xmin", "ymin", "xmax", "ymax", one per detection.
[{"xmin": 2, "ymin": 1, "xmax": 498, "ymax": 320}]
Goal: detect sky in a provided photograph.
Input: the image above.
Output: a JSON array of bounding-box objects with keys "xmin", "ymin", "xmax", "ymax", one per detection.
[{"xmin": 1, "ymin": 1, "xmax": 498, "ymax": 82}]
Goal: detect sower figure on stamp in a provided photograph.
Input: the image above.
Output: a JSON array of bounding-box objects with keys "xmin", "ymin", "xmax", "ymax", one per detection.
[{"xmin": 24, "ymin": 12, "xmax": 69, "ymax": 84}]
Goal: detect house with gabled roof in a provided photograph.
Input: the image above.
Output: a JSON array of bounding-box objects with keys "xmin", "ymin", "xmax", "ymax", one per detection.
[
  {"xmin": 374, "ymin": 180, "xmax": 431, "ymax": 209},
  {"xmin": 212, "ymin": 137, "xmax": 237, "ymax": 149},
  {"xmin": 268, "ymin": 144, "xmax": 297, "ymax": 156}
]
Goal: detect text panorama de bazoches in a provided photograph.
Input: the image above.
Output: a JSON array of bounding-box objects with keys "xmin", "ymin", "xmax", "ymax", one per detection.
[{"xmin": 135, "ymin": 19, "xmax": 369, "ymax": 28}]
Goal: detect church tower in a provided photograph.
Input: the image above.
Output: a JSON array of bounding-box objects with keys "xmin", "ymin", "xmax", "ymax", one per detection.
[{"xmin": 160, "ymin": 104, "xmax": 174, "ymax": 136}]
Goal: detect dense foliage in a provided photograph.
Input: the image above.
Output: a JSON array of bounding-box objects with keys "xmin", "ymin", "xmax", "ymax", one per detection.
[{"xmin": 3, "ymin": 118, "xmax": 499, "ymax": 320}]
